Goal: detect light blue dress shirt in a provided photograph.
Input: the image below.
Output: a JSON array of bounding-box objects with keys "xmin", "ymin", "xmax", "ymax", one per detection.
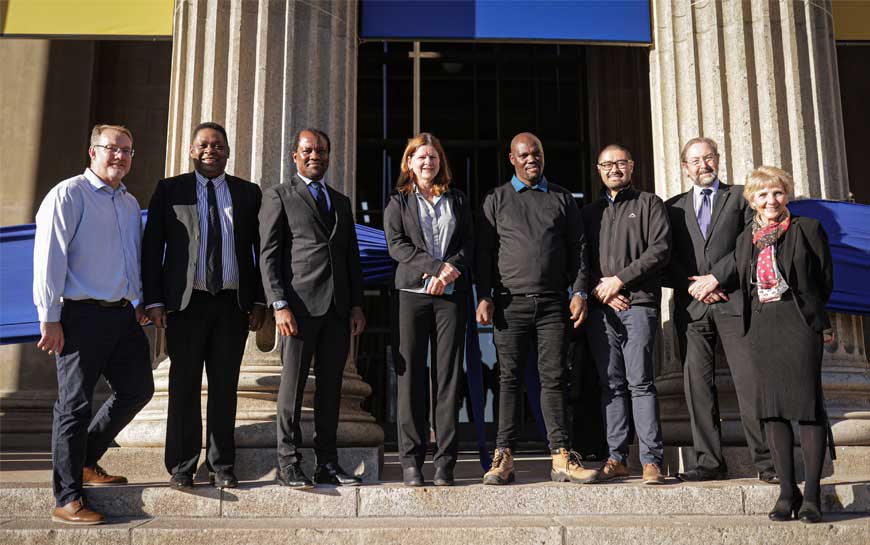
[
  {"xmin": 192, "ymin": 171, "xmax": 239, "ymax": 291},
  {"xmin": 401, "ymin": 186, "xmax": 456, "ymax": 295},
  {"xmin": 33, "ymin": 169, "xmax": 143, "ymax": 322},
  {"xmin": 692, "ymin": 178, "xmax": 720, "ymax": 216}
]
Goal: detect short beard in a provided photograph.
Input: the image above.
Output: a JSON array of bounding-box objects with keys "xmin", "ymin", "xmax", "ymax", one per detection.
[{"xmin": 693, "ymin": 172, "xmax": 716, "ymax": 187}]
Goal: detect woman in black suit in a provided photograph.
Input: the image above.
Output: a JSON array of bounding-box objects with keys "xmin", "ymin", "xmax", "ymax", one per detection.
[
  {"xmin": 734, "ymin": 166, "xmax": 834, "ymax": 523},
  {"xmin": 383, "ymin": 133, "xmax": 473, "ymax": 487}
]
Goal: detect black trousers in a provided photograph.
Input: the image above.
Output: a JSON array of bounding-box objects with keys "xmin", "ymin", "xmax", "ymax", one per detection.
[
  {"xmin": 164, "ymin": 290, "xmax": 249, "ymax": 476},
  {"xmin": 276, "ymin": 306, "xmax": 350, "ymax": 467},
  {"xmin": 53, "ymin": 302, "xmax": 154, "ymax": 506},
  {"xmin": 493, "ymin": 293, "xmax": 570, "ymax": 452},
  {"xmin": 568, "ymin": 334, "xmax": 608, "ymax": 458},
  {"xmin": 675, "ymin": 306, "xmax": 773, "ymax": 474},
  {"xmin": 395, "ymin": 290, "xmax": 466, "ymax": 470}
]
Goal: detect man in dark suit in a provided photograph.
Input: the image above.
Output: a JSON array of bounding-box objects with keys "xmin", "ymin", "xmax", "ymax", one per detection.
[
  {"xmin": 259, "ymin": 128, "xmax": 366, "ymax": 488},
  {"xmin": 142, "ymin": 122, "xmax": 266, "ymax": 490},
  {"xmin": 665, "ymin": 137, "xmax": 775, "ymax": 483}
]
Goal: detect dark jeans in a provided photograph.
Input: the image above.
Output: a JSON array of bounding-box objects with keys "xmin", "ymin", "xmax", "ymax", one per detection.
[
  {"xmin": 586, "ymin": 304, "xmax": 663, "ymax": 465},
  {"xmin": 276, "ymin": 307, "xmax": 349, "ymax": 468},
  {"xmin": 164, "ymin": 290, "xmax": 249, "ymax": 476},
  {"xmin": 53, "ymin": 302, "xmax": 154, "ymax": 506},
  {"xmin": 493, "ymin": 293, "xmax": 569, "ymax": 452},
  {"xmin": 395, "ymin": 290, "xmax": 466, "ymax": 470},
  {"xmin": 675, "ymin": 306, "xmax": 773, "ymax": 474}
]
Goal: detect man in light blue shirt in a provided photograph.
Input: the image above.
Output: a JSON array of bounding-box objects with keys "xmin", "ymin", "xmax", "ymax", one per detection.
[{"xmin": 33, "ymin": 124, "xmax": 154, "ymax": 525}]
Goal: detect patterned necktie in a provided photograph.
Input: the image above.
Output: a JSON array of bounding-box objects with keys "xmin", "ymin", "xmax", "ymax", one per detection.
[
  {"xmin": 698, "ymin": 188, "xmax": 712, "ymax": 239},
  {"xmin": 310, "ymin": 181, "xmax": 334, "ymax": 231},
  {"xmin": 206, "ymin": 180, "xmax": 223, "ymax": 294}
]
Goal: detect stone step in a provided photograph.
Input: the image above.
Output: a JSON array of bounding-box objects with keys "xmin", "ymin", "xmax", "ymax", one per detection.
[
  {"xmin": 1, "ymin": 515, "xmax": 868, "ymax": 545},
  {"xmin": 3, "ymin": 480, "xmax": 868, "ymax": 519}
]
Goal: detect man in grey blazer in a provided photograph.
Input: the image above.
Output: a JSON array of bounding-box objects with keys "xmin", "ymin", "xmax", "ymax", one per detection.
[
  {"xmin": 665, "ymin": 137, "xmax": 775, "ymax": 483},
  {"xmin": 259, "ymin": 128, "xmax": 366, "ymax": 488}
]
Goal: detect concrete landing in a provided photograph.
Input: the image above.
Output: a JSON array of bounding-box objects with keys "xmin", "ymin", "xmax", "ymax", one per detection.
[{"xmin": 1, "ymin": 515, "xmax": 868, "ymax": 545}]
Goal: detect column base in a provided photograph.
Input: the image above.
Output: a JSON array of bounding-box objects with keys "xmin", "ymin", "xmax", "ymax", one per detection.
[{"xmin": 98, "ymin": 446, "xmax": 383, "ymax": 483}]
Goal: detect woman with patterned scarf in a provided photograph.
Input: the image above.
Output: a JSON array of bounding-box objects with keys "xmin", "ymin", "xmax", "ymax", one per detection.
[{"xmin": 732, "ymin": 166, "xmax": 835, "ymax": 524}]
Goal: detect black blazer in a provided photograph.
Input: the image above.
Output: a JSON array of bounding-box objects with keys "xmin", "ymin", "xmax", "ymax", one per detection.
[
  {"xmin": 665, "ymin": 182, "xmax": 753, "ymax": 320},
  {"xmin": 259, "ymin": 174, "xmax": 363, "ymax": 318},
  {"xmin": 141, "ymin": 172, "xmax": 265, "ymax": 312},
  {"xmin": 383, "ymin": 188, "xmax": 474, "ymax": 292},
  {"xmin": 734, "ymin": 215, "xmax": 833, "ymax": 334}
]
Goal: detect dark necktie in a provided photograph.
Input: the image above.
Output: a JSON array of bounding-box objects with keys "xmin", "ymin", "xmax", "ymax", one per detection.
[
  {"xmin": 310, "ymin": 181, "xmax": 334, "ymax": 231},
  {"xmin": 206, "ymin": 180, "xmax": 223, "ymax": 294},
  {"xmin": 698, "ymin": 188, "xmax": 712, "ymax": 239}
]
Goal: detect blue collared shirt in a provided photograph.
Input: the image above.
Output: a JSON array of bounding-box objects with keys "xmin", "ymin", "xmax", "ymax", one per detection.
[
  {"xmin": 192, "ymin": 171, "xmax": 239, "ymax": 291},
  {"xmin": 692, "ymin": 178, "xmax": 721, "ymax": 216},
  {"xmin": 511, "ymin": 174, "xmax": 549, "ymax": 193},
  {"xmin": 33, "ymin": 168, "xmax": 143, "ymax": 322},
  {"xmin": 297, "ymin": 173, "xmax": 332, "ymax": 211}
]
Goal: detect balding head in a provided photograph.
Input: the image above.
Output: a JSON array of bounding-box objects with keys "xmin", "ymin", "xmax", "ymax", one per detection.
[{"xmin": 509, "ymin": 132, "xmax": 545, "ymax": 186}]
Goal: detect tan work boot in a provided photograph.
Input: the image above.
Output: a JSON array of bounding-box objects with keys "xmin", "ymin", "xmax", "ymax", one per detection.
[
  {"xmin": 482, "ymin": 447, "xmax": 515, "ymax": 485},
  {"xmin": 642, "ymin": 463, "xmax": 665, "ymax": 485},
  {"xmin": 83, "ymin": 463, "xmax": 128, "ymax": 486},
  {"xmin": 551, "ymin": 448, "xmax": 598, "ymax": 484},
  {"xmin": 596, "ymin": 458, "xmax": 631, "ymax": 482},
  {"xmin": 51, "ymin": 498, "xmax": 105, "ymax": 525}
]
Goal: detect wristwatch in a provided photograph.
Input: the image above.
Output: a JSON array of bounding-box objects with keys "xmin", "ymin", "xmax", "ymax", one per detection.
[
  {"xmin": 273, "ymin": 301, "xmax": 288, "ymax": 310},
  {"xmin": 574, "ymin": 290, "xmax": 588, "ymax": 300}
]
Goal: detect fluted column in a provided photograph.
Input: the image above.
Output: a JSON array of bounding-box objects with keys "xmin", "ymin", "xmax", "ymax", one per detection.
[
  {"xmin": 650, "ymin": 0, "xmax": 868, "ymax": 447},
  {"xmin": 115, "ymin": 0, "xmax": 383, "ymax": 466},
  {"xmin": 164, "ymin": 0, "xmax": 357, "ymax": 199}
]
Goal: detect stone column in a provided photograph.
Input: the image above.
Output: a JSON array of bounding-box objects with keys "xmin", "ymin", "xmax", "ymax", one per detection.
[
  {"xmin": 649, "ymin": 0, "xmax": 868, "ymax": 468},
  {"xmin": 110, "ymin": 0, "xmax": 383, "ymax": 479}
]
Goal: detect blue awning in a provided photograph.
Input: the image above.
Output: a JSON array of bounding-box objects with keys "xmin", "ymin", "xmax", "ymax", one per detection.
[{"xmin": 360, "ymin": 0, "xmax": 652, "ymax": 44}]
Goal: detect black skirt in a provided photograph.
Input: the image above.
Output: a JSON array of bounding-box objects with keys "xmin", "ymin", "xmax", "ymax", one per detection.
[{"xmin": 747, "ymin": 294, "xmax": 826, "ymax": 422}]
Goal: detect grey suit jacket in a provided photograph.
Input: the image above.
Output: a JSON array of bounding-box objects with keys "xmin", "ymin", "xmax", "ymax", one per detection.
[
  {"xmin": 258, "ymin": 174, "xmax": 363, "ymax": 318},
  {"xmin": 665, "ymin": 182, "xmax": 753, "ymax": 321}
]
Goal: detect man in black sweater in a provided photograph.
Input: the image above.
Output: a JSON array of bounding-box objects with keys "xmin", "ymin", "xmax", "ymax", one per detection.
[
  {"xmin": 582, "ymin": 144, "xmax": 671, "ymax": 485},
  {"xmin": 476, "ymin": 132, "xmax": 597, "ymax": 485}
]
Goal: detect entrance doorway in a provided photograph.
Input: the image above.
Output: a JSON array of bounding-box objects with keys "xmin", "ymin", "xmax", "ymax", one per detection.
[{"xmin": 355, "ymin": 40, "xmax": 654, "ymax": 450}]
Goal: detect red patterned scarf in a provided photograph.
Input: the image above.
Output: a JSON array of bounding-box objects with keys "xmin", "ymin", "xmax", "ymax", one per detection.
[{"xmin": 752, "ymin": 216, "xmax": 790, "ymax": 301}]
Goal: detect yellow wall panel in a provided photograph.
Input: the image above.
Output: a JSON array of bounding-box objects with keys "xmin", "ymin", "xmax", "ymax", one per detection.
[
  {"xmin": 2, "ymin": 0, "xmax": 173, "ymax": 37},
  {"xmin": 833, "ymin": 1, "xmax": 870, "ymax": 41}
]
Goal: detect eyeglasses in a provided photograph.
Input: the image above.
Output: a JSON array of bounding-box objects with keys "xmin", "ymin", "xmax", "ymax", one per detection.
[
  {"xmin": 94, "ymin": 144, "xmax": 135, "ymax": 157},
  {"xmin": 597, "ymin": 160, "xmax": 632, "ymax": 170},
  {"xmin": 686, "ymin": 154, "xmax": 718, "ymax": 167}
]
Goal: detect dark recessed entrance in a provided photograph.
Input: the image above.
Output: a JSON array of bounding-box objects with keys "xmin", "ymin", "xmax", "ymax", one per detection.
[{"xmin": 355, "ymin": 40, "xmax": 654, "ymax": 450}]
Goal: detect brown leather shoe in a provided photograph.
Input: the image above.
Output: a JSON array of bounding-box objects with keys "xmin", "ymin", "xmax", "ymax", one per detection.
[
  {"xmin": 551, "ymin": 448, "xmax": 598, "ymax": 484},
  {"xmin": 51, "ymin": 499, "xmax": 105, "ymax": 525},
  {"xmin": 642, "ymin": 463, "xmax": 666, "ymax": 485},
  {"xmin": 596, "ymin": 458, "xmax": 630, "ymax": 482},
  {"xmin": 83, "ymin": 464, "xmax": 128, "ymax": 486}
]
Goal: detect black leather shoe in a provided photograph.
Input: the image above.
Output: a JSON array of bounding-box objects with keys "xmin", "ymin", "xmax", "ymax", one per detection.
[
  {"xmin": 798, "ymin": 500, "xmax": 822, "ymax": 523},
  {"xmin": 759, "ymin": 471, "xmax": 780, "ymax": 485},
  {"xmin": 675, "ymin": 467, "xmax": 727, "ymax": 482},
  {"xmin": 403, "ymin": 466, "xmax": 424, "ymax": 487},
  {"xmin": 314, "ymin": 462, "xmax": 361, "ymax": 486},
  {"xmin": 211, "ymin": 469, "xmax": 238, "ymax": 488},
  {"xmin": 769, "ymin": 490, "xmax": 802, "ymax": 521},
  {"xmin": 277, "ymin": 463, "xmax": 314, "ymax": 489},
  {"xmin": 170, "ymin": 473, "xmax": 194, "ymax": 490},
  {"xmin": 433, "ymin": 467, "xmax": 454, "ymax": 486}
]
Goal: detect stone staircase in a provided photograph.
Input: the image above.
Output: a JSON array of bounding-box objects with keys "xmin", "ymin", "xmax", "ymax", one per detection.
[{"xmin": 2, "ymin": 476, "xmax": 868, "ymax": 544}]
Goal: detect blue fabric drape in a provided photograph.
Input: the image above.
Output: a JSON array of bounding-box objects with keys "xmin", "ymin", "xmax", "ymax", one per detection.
[{"xmin": 0, "ymin": 214, "xmax": 395, "ymax": 344}]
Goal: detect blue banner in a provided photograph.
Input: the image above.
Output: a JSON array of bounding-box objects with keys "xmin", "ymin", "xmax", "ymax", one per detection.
[{"xmin": 360, "ymin": 0, "xmax": 652, "ymax": 44}]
